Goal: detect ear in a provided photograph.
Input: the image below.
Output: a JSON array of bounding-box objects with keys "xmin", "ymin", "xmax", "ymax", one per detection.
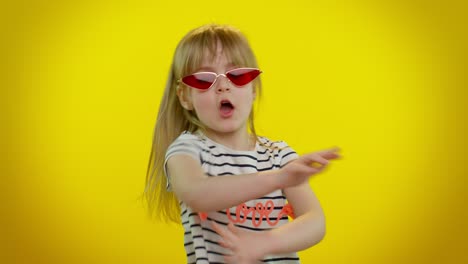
[{"xmin": 176, "ymin": 86, "xmax": 193, "ymax": 111}]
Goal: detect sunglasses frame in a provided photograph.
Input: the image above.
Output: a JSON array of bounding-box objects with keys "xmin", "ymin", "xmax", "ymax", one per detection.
[{"xmin": 178, "ymin": 67, "xmax": 262, "ymax": 90}]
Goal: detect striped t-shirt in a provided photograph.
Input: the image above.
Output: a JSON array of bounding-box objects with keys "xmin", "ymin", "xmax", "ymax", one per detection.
[{"xmin": 164, "ymin": 130, "xmax": 300, "ymax": 264}]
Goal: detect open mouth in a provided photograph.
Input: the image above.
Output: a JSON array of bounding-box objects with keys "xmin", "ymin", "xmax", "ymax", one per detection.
[{"xmin": 219, "ymin": 100, "xmax": 234, "ymax": 117}]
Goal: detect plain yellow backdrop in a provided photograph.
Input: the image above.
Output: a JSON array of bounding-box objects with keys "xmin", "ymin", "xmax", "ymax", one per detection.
[{"xmin": 3, "ymin": 0, "xmax": 467, "ymax": 263}]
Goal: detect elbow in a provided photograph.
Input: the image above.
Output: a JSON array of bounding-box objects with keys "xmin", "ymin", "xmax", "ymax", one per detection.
[
  {"xmin": 307, "ymin": 213, "xmax": 326, "ymax": 245},
  {"xmin": 178, "ymin": 190, "xmax": 207, "ymax": 212},
  {"xmin": 184, "ymin": 197, "xmax": 204, "ymax": 212},
  {"xmin": 316, "ymin": 217, "xmax": 326, "ymax": 243},
  {"xmin": 173, "ymin": 174, "xmax": 211, "ymax": 212},
  {"xmin": 174, "ymin": 178, "xmax": 208, "ymax": 212},
  {"xmin": 318, "ymin": 225, "xmax": 326, "ymax": 243},
  {"xmin": 307, "ymin": 224, "xmax": 326, "ymax": 247}
]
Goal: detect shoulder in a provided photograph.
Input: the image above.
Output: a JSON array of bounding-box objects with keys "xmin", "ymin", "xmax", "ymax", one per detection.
[
  {"xmin": 165, "ymin": 131, "xmax": 206, "ymax": 158},
  {"xmin": 256, "ymin": 135, "xmax": 299, "ymax": 167},
  {"xmin": 169, "ymin": 131, "xmax": 204, "ymax": 147},
  {"xmin": 256, "ymin": 135, "xmax": 294, "ymax": 152},
  {"xmin": 174, "ymin": 130, "xmax": 202, "ymax": 142}
]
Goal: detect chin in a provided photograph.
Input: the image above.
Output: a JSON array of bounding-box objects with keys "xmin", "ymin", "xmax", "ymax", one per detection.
[
  {"xmin": 209, "ymin": 123, "xmax": 242, "ymax": 134},
  {"xmin": 214, "ymin": 126, "xmax": 239, "ymax": 134},
  {"xmin": 202, "ymin": 115, "xmax": 248, "ymax": 134}
]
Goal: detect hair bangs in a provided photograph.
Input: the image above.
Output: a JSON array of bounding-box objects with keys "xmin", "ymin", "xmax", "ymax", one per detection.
[{"xmin": 174, "ymin": 24, "xmax": 259, "ymax": 79}]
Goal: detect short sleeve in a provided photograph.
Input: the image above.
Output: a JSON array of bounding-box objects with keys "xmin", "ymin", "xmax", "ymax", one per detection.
[
  {"xmin": 163, "ymin": 134, "xmax": 201, "ymax": 191},
  {"xmin": 278, "ymin": 141, "xmax": 299, "ymax": 168}
]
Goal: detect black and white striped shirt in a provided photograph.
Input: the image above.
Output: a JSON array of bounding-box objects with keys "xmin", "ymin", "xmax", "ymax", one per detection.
[{"xmin": 164, "ymin": 131, "xmax": 300, "ymax": 264}]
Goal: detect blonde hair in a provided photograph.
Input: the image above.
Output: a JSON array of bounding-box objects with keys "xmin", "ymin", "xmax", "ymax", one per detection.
[{"xmin": 144, "ymin": 24, "xmax": 263, "ymax": 223}]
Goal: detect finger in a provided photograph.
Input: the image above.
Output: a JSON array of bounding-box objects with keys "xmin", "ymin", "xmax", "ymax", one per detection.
[
  {"xmin": 227, "ymin": 222, "xmax": 240, "ymax": 235},
  {"xmin": 211, "ymin": 221, "xmax": 228, "ymax": 237},
  {"xmin": 305, "ymin": 166, "xmax": 322, "ymax": 175},
  {"xmin": 319, "ymin": 152, "xmax": 340, "ymax": 160},
  {"xmin": 211, "ymin": 221, "xmax": 238, "ymax": 242},
  {"xmin": 224, "ymin": 255, "xmax": 235, "ymax": 264},
  {"xmin": 315, "ymin": 147, "xmax": 341, "ymax": 159},
  {"xmin": 301, "ymin": 153, "xmax": 329, "ymax": 166},
  {"xmin": 218, "ymin": 239, "xmax": 232, "ymax": 249}
]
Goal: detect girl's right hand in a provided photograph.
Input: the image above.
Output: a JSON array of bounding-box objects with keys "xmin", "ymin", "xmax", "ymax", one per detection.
[{"xmin": 276, "ymin": 147, "xmax": 340, "ymax": 189}]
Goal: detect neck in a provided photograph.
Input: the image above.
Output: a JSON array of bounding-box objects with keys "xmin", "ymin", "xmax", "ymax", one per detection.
[{"xmin": 201, "ymin": 127, "xmax": 254, "ymax": 151}]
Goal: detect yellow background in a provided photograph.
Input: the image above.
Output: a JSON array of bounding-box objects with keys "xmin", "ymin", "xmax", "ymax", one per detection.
[{"xmin": 3, "ymin": 0, "xmax": 467, "ymax": 263}]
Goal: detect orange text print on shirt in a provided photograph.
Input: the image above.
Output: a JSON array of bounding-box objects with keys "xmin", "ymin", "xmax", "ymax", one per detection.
[{"xmin": 198, "ymin": 201, "xmax": 295, "ymax": 227}]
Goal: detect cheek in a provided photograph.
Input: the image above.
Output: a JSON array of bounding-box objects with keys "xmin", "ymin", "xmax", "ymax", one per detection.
[
  {"xmin": 191, "ymin": 93, "xmax": 215, "ymax": 114},
  {"xmin": 240, "ymin": 88, "xmax": 255, "ymax": 108}
]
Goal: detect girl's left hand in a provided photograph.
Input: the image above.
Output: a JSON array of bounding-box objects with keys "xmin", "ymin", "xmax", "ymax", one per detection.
[{"xmin": 211, "ymin": 221, "xmax": 272, "ymax": 264}]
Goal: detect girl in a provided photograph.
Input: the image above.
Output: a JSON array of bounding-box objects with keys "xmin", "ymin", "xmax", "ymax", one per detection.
[{"xmin": 144, "ymin": 24, "xmax": 340, "ymax": 264}]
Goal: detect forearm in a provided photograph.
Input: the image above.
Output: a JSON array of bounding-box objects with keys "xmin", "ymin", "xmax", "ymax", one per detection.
[
  {"xmin": 185, "ymin": 170, "xmax": 280, "ymax": 212},
  {"xmin": 266, "ymin": 212, "xmax": 326, "ymax": 255}
]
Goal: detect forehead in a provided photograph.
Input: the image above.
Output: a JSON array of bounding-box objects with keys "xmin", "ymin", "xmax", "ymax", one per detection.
[
  {"xmin": 183, "ymin": 39, "xmax": 250, "ymax": 75},
  {"xmin": 199, "ymin": 45, "xmax": 232, "ymax": 68}
]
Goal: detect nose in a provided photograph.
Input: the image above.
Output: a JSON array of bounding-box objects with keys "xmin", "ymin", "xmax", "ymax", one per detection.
[{"xmin": 215, "ymin": 74, "xmax": 231, "ymax": 93}]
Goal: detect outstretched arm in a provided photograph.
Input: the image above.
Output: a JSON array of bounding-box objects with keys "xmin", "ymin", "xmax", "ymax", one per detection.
[
  {"xmin": 166, "ymin": 148, "xmax": 338, "ymax": 213},
  {"xmin": 167, "ymin": 154, "xmax": 282, "ymax": 212}
]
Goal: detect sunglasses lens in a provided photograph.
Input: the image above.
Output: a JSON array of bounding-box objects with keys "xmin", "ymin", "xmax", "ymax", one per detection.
[
  {"xmin": 226, "ymin": 68, "xmax": 261, "ymax": 86},
  {"xmin": 182, "ymin": 73, "xmax": 215, "ymax": 90}
]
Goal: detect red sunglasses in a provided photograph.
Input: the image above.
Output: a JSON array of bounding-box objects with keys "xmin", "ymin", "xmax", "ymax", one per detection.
[{"xmin": 179, "ymin": 68, "xmax": 262, "ymax": 90}]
